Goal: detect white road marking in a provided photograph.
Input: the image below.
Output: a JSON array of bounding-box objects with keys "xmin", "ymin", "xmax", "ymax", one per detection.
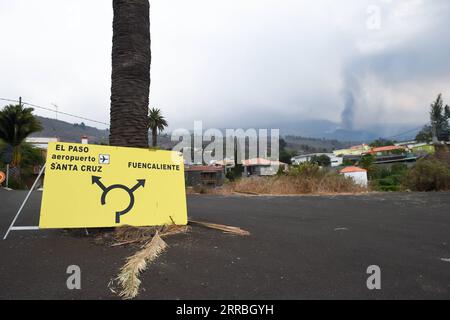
[{"xmin": 334, "ymin": 227, "xmax": 349, "ymax": 231}]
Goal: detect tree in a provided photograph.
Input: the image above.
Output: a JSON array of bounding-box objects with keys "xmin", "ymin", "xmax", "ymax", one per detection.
[
  {"xmin": 359, "ymin": 154, "xmax": 375, "ymax": 170},
  {"xmin": 370, "ymin": 138, "xmax": 396, "ymax": 148},
  {"xmin": 148, "ymin": 108, "xmax": 168, "ymax": 147},
  {"xmin": 109, "ymin": 0, "xmax": 151, "ymax": 148},
  {"xmin": 279, "ymin": 138, "xmax": 296, "ymax": 164},
  {"xmin": 416, "ymin": 125, "xmax": 432, "ymax": 142},
  {"xmin": 311, "ymin": 154, "xmax": 331, "ymax": 167},
  {"xmin": 416, "ymin": 94, "xmax": 450, "ymax": 142},
  {"xmin": 0, "ymin": 104, "xmax": 42, "ymax": 167},
  {"xmin": 429, "ymin": 94, "xmax": 449, "ymax": 141}
]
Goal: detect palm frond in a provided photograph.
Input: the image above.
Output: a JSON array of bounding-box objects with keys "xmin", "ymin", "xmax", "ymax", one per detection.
[
  {"xmin": 189, "ymin": 220, "xmax": 251, "ymax": 236},
  {"xmin": 115, "ymin": 231, "xmax": 168, "ymax": 300}
]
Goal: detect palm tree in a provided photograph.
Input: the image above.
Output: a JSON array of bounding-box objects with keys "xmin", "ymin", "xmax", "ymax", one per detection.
[
  {"xmin": 148, "ymin": 108, "xmax": 168, "ymax": 147},
  {"xmin": 0, "ymin": 104, "xmax": 43, "ymax": 167},
  {"xmin": 109, "ymin": 0, "xmax": 151, "ymax": 148}
]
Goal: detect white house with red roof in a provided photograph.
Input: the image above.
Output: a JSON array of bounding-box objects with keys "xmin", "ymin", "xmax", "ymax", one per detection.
[{"xmin": 339, "ymin": 166, "xmax": 368, "ymax": 187}]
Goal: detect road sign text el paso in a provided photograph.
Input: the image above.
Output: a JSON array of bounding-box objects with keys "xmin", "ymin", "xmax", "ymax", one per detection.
[{"xmin": 39, "ymin": 142, "xmax": 188, "ymax": 229}]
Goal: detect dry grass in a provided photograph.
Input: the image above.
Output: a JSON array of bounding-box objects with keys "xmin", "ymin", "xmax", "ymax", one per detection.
[
  {"xmin": 114, "ymin": 231, "xmax": 168, "ymax": 300},
  {"xmin": 213, "ymin": 174, "xmax": 366, "ymax": 196}
]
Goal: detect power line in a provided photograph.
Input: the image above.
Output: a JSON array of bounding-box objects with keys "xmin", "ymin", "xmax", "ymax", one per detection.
[
  {"xmin": 382, "ymin": 125, "xmax": 425, "ymax": 141},
  {"xmin": 0, "ymin": 97, "xmax": 110, "ymax": 127}
]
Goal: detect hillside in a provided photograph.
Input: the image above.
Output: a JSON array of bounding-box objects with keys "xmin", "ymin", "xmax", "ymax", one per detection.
[
  {"xmin": 31, "ymin": 116, "xmax": 175, "ymax": 148},
  {"xmin": 284, "ymin": 135, "xmax": 355, "ymax": 154},
  {"xmin": 32, "ymin": 116, "xmax": 109, "ymax": 144},
  {"xmin": 30, "ymin": 116, "xmax": 360, "ymax": 154}
]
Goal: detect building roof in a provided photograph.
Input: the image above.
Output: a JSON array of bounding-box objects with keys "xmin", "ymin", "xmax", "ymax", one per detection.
[
  {"xmin": 340, "ymin": 166, "xmax": 367, "ymax": 174},
  {"xmin": 350, "ymin": 144, "xmax": 369, "ymax": 150},
  {"xmin": 185, "ymin": 165, "xmax": 224, "ymax": 172},
  {"xmin": 365, "ymin": 145, "xmax": 405, "ymax": 154},
  {"xmin": 242, "ymin": 158, "xmax": 286, "ymax": 167},
  {"xmin": 292, "ymin": 153, "xmax": 334, "ymax": 159}
]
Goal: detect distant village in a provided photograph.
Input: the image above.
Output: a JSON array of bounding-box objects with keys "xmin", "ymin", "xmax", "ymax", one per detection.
[{"xmin": 18, "ymin": 135, "xmax": 445, "ymax": 192}]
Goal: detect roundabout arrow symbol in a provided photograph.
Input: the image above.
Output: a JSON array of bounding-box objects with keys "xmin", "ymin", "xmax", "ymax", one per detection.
[{"xmin": 92, "ymin": 176, "xmax": 146, "ymax": 224}]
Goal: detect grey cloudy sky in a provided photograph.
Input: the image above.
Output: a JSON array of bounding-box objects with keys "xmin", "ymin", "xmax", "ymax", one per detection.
[{"xmin": 1, "ymin": 0, "xmax": 449, "ymax": 132}]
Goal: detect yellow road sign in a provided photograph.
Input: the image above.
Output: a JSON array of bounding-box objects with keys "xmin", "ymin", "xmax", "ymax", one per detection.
[{"xmin": 39, "ymin": 142, "xmax": 187, "ymax": 229}]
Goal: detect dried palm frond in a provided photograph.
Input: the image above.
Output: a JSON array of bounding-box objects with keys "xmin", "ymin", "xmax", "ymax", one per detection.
[
  {"xmin": 115, "ymin": 231, "xmax": 168, "ymax": 300},
  {"xmin": 189, "ymin": 220, "xmax": 250, "ymax": 236},
  {"xmin": 160, "ymin": 225, "xmax": 191, "ymax": 237},
  {"xmin": 111, "ymin": 225, "xmax": 190, "ymax": 247},
  {"xmin": 114, "ymin": 225, "xmax": 156, "ymax": 241}
]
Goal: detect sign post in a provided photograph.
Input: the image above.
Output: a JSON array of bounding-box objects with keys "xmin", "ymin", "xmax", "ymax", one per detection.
[{"xmin": 3, "ymin": 164, "xmax": 46, "ymax": 240}]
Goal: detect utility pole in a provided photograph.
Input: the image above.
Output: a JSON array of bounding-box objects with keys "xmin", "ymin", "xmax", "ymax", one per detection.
[
  {"xmin": 18, "ymin": 96, "xmax": 22, "ymax": 107},
  {"xmin": 51, "ymin": 103, "xmax": 58, "ymax": 120}
]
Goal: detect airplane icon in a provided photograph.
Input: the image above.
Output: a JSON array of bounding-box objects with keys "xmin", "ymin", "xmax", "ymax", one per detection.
[{"xmin": 99, "ymin": 154, "xmax": 110, "ymax": 165}]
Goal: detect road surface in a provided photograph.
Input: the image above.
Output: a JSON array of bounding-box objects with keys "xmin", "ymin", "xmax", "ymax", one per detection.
[{"xmin": 0, "ymin": 189, "xmax": 450, "ymax": 299}]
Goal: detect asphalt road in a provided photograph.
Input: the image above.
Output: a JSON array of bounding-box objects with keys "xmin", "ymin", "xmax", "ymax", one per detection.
[{"xmin": 1, "ymin": 189, "xmax": 450, "ymax": 300}]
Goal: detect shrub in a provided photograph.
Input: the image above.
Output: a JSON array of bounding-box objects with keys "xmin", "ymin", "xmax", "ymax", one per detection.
[
  {"xmin": 289, "ymin": 162, "xmax": 323, "ymax": 178},
  {"xmin": 214, "ymin": 163, "xmax": 365, "ymax": 195},
  {"xmin": 403, "ymin": 158, "xmax": 450, "ymax": 191}
]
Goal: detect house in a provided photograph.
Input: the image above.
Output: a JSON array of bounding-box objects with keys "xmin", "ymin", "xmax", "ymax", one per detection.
[
  {"xmin": 185, "ymin": 165, "xmax": 225, "ymax": 188},
  {"xmin": 242, "ymin": 158, "xmax": 288, "ymax": 176},
  {"xmin": 365, "ymin": 145, "xmax": 406, "ymax": 156},
  {"xmin": 333, "ymin": 144, "xmax": 371, "ymax": 157},
  {"xmin": 363, "ymin": 145, "xmax": 419, "ymax": 164},
  {"xmin": 340, "ymin": 166, "xmax": 368, "ymax": 187},
  {"xmin": 291, "ymin": 153, "xmax": 343, "ymax": 167},
  {"xmin": 395, "ymin": 141, "xmax": 435, "ymax": 155},
  {"xmin": 212, "ymin": 158, "xmax": 235, "ymax": 171},
  {"xmin": 26, "ymin": 137, "xmax": 59, "ymax": 150}
]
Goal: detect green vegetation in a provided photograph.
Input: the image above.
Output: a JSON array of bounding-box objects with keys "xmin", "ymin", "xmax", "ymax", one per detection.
[
  {"xmin": 370, "ymin": 139, "xmax": 396, "ymax": 147},
  {"xmin": 0, "ymin": 104, "xmax": 43, "ymax": 188},
  {"xmin": 368, "ymin": 156, "xmax": 450, "ymax": 192},
  {"xmin": 0, "ymin": 104, "xmax": 43, "ymax": 167},
  {"xmin": 284, "ymin": 135, "xmax": 351, "ymax": 156},
  {"xmin": 225, "ymin": 164, "xmax": 243, "ymax": 181},
  {"xmin": 359, "ymin": 154, "xmax": 375, "ymax": 170},
  {"xmin": 310, "ymin": 154, "xmax": 331, "ymax": 167},
  {"xmin": 403, "ymin": 158, "xmax": 450, "ymax": 191},
  {"xmin": 0, "ymin": 142, "xmax": 44, "ymax": 189},
  {"xmin": 369, "ymin": 164, "xmax": 408, "ymax": 192}
]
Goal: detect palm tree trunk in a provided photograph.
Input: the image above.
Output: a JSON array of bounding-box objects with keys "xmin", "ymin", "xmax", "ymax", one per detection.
[
  {"xmin": 110, "ymin": 0, "xmax": 151, "ymax": 148},
  {"xmin": 152, "ymin": 128, "xmax": 157, "ymax": 147},
  {"xmin": 11, "ymin": 145, "xmax": 22, "ymax": 183}
]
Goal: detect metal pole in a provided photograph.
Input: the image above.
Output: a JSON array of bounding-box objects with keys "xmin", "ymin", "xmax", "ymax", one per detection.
[
  {"xmin": 3, "ymin": 163, "xmax": 46, "ymax": 240},
  {"xmin": 6, "ymin": 164, "xmax": 9, "ymax": 189}
]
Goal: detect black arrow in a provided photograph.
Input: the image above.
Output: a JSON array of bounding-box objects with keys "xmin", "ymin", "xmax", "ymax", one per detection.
[
  {"xmin": 131, "ymin": 179, "xmax": 146, "ymax": 192},
  {"xmin": 92, "ymin": 176, "xmax": 106, "ymax": 191}
]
